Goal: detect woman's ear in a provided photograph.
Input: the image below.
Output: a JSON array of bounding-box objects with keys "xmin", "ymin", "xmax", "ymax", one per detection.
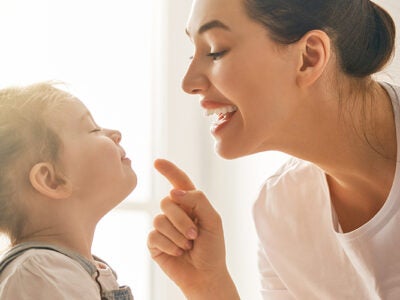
[
  {"xmin": 29, "ymin": 162, "xmax": 71, "ymax": 199},
  {"xmin": 296, "ymin": 30, "xmax": 331, "ymax": 87}
]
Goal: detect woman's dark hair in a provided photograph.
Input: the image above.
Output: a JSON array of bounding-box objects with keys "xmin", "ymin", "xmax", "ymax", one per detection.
[{"xmin": 244, "ymin": 0, "xmax": 396, "ymax": 78}]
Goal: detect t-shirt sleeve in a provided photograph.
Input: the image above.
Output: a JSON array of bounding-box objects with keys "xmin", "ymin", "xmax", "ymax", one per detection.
[
  {"xmin": 0, "ymin": 250, "xmax": 101, "ymax": 300},
  {"xmin": 253, "ymin": 175, "xmax": 296, "ymax": 300},
  {"xmin": 257, "ymin": 245, "xmax": 294, "ymax": 300}
]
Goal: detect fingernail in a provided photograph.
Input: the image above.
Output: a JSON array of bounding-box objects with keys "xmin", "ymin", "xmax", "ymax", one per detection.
[
  {"xmin": 175, "ymin": 248, "xmax": 184, "ymax": 256},
  {"xmin": 187, "ymin": 227, "xmax": 198, "ymax": 240},
  {"xmin": 172, "ymin": 189, "xmax": 187, "ymax": 197},
  {"xmin": 185, "ymin": 240, "xmax": 193, "ymax": 250}
]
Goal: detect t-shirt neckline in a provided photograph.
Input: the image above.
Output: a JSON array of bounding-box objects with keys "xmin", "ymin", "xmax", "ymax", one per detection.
[{"xmin": 327, "ymin": 82, "xmax": 400, "ymax": 241}]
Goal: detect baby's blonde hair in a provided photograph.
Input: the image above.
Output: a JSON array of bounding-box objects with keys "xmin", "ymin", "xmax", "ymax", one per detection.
[{"xmin": 0, "ymin": 82, "xmax": 74, "ymax": 244}]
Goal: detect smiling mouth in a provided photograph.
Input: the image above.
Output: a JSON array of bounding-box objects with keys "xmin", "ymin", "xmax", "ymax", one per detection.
[
  {"xmin": 205, "ymin": 105, "xmax": 238, "ymax": 119},
  {"xmin": 204, "ymin": 105, "xmax": 238, "ymax": 132}
]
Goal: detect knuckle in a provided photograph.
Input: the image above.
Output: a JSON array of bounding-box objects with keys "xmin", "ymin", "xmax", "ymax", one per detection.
[
  {"xmin": 160, "ymin": 196, "xmax": 172, "ymax": 211},
  {"xmin": 147, "ymin": 230, "xmax": 157, "ymax": 246},
  {"xmin": 194, "ymin": 190, "xmax": 206, "ymax": 199},
  {"xmin": 172, "ymin": 220, "xmax": 188, "ymax": 233},
  {"xmin": 153, "ymin": 214, "xmax": 167, "ymax": 228},
  {"xmin": 180, "ymin": 215, "xmax": 190, "ymax": 225},
  {"xmin": 214, "ymin": 213, "xmax": 223, "ymax": 225}
]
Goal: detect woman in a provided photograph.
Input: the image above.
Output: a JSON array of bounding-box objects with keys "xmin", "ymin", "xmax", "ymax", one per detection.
[{"xmin": 148, "ymin": 0, "xmax": 399, "ymax": 298}]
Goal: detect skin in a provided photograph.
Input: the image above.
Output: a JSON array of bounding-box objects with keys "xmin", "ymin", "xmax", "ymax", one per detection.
[
  {"xmin": 19, "ymin": 98, "xmax": 137, "ymax": 261},
  {"xmin": 148, "ymin": 0, "xmax": 397, "ymax": 298},
  {"xmin": 149, "ymin": 159, "xmax": 239, "ymax": 299}
]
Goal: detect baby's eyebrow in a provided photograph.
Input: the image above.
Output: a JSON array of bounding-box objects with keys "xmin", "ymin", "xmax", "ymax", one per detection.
[
  {"xmin": 185, "ymin": 19, "xmax": 231, "ymax": 37},
  {"xmin": 79, "ymin": 111, "xmax": 91, "ymax": 122},
  {"xmin": 79, "ymin": 111, "xmax": 99, "ymax": 127}
]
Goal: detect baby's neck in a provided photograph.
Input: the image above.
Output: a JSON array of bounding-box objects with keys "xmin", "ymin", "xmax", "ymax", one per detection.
[{"xmin": 17, "ymin": 223, "xmax": 96, "ymax": 261}]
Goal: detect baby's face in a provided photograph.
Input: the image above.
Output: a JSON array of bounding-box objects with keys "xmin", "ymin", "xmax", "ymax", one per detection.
[{"xmin": 51, "ymin": 98, "xmax": 137, "ymax": 214}]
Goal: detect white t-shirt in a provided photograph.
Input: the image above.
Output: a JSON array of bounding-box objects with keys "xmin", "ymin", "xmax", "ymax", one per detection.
[
  {"xmin": 253, "ymin": 83, "xmax": 400, "ymax": 300},
  {"xmin": 0, "ymin": 249, "xmax": 120, "ymax": 299}
]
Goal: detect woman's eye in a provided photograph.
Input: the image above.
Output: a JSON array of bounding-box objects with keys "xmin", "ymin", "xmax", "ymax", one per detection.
[{"xmin": 207, "ymin": 50, "xmax": 227, "ymax": 61}]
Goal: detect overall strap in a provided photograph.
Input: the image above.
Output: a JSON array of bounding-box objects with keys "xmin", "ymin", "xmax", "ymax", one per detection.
[
  {"xmin": 0, "ymin": 242, "xmax": 131, "ymax": 299},
  {"xmin": 0, "ymin": 242, "xmax": 97, "ymax": 277}
]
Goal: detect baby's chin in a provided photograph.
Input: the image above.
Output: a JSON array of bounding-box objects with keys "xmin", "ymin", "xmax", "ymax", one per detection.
[
  {"xmin": 121, "ymin": 174, "xmax": 138, "ymax": 199},
  {"xmin": 111, "ymin": 172, "xmax": 138, "ymax": 207}
]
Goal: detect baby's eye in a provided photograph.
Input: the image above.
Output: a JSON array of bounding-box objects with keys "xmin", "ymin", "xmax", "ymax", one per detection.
[
  {"xmin": 206, "ymin": 50, "xmax": 227, "ymax": 61},
  {"xmin": 90, "ymin": 128, "xmax": 101, "ymax": 133}
]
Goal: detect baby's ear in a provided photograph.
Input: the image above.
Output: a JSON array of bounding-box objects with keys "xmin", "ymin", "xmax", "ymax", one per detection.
[{"xmin": 29, "ymin": 162, "xmax": 71, "ymax": 199}]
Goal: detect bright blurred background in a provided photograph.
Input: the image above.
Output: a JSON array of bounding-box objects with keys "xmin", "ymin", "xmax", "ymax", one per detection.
[{"xmin": 0, "ymin": 1, "xmax": 398, "ymax": 299}]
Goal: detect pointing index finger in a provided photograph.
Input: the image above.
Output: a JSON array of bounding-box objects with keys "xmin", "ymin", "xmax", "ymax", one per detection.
[{"xmin": 154, "ymin": 159, "xmax": 196, "ymax": 191}]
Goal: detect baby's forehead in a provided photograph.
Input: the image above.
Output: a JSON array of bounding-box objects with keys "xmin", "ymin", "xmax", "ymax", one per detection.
[
  {"xmin": 52, "ymin": 96, "xmax": 86, "ymax": 112},
  {"xmin": 48, "ymin": 97, "xmax": 90, "ymax": 127}
]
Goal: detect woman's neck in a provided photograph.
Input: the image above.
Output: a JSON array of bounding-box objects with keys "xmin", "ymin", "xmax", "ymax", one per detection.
[{"xmin": 282, "ymin": 80, "xmax": 397, "ymax": 231}]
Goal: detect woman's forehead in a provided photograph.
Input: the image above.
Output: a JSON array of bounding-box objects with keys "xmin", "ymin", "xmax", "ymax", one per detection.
[{"xmin": 186, "ymin": 0, "xmax": 246, "ymax": 36}]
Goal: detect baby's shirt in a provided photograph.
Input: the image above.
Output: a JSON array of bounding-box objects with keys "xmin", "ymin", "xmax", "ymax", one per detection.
[{"xmin": 0, "ymin": 245, "xmax": 133, "ymax": 300}]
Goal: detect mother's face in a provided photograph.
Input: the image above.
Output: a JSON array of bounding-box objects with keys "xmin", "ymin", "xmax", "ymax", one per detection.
[{"xmin": 182, "ymin": 0, "xmax": 302, "ymax": 159}]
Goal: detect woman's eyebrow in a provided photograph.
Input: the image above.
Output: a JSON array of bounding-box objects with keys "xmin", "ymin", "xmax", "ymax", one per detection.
[{"xmin": 185, "ymin": 20, "xmax": 231, "ymax": 36}]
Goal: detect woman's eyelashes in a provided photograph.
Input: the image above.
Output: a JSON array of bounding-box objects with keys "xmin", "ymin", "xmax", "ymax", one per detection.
[
  {"xmin": 207, "ymin": 50, "xmax": 227, "ymax": 61},
  {"xmin": 188, "ymin": 48, "xmax": 228, "ymax": 61}
]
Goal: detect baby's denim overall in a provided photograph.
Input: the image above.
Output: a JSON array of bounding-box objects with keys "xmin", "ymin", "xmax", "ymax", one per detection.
[{"xmin": 0, "ymin": 242, "xmax": 134, "ymax": 300}]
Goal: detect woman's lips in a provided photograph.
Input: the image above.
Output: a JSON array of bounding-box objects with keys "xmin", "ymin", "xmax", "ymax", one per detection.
[
  {"xmin": 200, "ymin": 100, "xmax": 237, "ymax": 116},
  {"xmin": 201, "ymin": 99, "xmax": 236, "ymax": 109},
  {"xmin": 200, "ymin": 99, "xmax": 238, "ymax": 134},
  {"xmin": 210, "ymin": 109, "xmax": 237, "ymax": 135}
]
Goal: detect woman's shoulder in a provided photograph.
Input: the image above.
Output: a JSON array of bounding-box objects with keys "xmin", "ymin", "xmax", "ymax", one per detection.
[
  {"xmin": 381, "ymin": 81, "xmax": 400, "ymax": 103},
  {"xmin": 253, "ymin": 157, "xmax": 325, "ymax": 208},
  {"xmin": 264, "ymin": 157, "xmax": 322, "ymax": 189},
  {"xmin": 253, "ymin": 157, "xmax": 329, "ymax": 222}
]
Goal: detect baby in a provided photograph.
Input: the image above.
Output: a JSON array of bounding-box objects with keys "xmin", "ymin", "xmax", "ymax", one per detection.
[{"xmin": 0, "ymin": 82, "xmax": 137, "ymax": 299}]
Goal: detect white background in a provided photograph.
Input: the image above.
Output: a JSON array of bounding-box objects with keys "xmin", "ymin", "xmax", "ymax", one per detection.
[{"xmin": 0, "ymin": 1, "xmax": 398, "ymax": 299}]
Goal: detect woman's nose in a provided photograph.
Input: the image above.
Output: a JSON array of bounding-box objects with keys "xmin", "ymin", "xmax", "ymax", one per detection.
[{"xmin": 181, "ymin": 59, "xmax": 210, "ymax": 95}]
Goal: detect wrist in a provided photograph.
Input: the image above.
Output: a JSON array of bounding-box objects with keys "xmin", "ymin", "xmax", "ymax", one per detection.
[{"xmin": 184, "ymin": 271, "xmax": 240, "ymax": 300}]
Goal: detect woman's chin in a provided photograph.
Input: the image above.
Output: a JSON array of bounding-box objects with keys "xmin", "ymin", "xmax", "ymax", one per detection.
[
  {"xmin": 214, "ymin": 141, "xmax": 245, "ymax": 160},
  {"xmin": 214, "ymin": 139, "xmax": 265, "ymax": 160}
]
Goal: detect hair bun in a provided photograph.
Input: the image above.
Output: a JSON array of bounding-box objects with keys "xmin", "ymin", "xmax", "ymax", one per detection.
[
  {"xmin": 367, "ymin": 1, "xmax": 396, "ymax": 73},
  {"xmin": 345, "ymin": 1, "xmax": 396, "ymax": 77}
]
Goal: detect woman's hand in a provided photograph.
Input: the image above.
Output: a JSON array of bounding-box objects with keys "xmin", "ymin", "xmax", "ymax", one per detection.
[{"xmin": 147, "ymin": 159, "xmax": 239, "ymax": 299}]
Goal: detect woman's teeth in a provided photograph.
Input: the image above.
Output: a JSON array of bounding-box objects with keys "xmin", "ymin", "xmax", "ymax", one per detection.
[{"xmin": 205, "ymin": 105, "xmax": 238, "ymax": 117}]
